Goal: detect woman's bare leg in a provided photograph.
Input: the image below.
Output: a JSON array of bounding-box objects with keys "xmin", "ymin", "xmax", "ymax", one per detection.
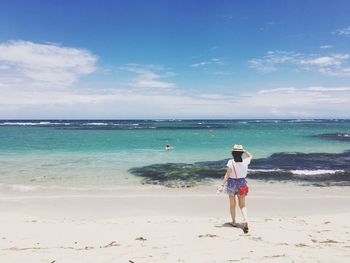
[
  {"xmin": 229, "ymin": 195, "xmax": 236, "ymax": 224},
  {"xmin": 238, "ymin": 195, "xmax": 248, "ymax": 228}
]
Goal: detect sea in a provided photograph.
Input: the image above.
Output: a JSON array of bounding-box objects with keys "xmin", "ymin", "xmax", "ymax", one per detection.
[{"xmin": 0, "ymin": 119, "xmax": 349, "ymax": 191}]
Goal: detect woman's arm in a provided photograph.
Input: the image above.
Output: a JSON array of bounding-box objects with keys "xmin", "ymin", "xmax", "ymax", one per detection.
[
  {"xmin": 221, "ymin": 167, "xmax": 231, "ymax": 186},
  {"xmin": 243, "ymin": 149, "xmax": 253, "ymax": 159}
]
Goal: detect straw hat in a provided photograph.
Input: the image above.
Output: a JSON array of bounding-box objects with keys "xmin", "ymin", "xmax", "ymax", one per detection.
[{"xmin": 232, "ymin": 144, "xmax": 244, "ymax": 152}]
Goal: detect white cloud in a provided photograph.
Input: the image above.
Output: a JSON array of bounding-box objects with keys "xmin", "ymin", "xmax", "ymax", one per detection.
[
  {"xmin": 223, "ymin": 85, "xmax": 349, "ymax": 118},
  {"xmin": 320, "ymin": 45, "xmax": 332, "ymax": 49},
  {"xmin": 248, "ymin": 51, "xmax": 300, "ymax": 73},
  {"xmin": 1, "ymin": 84, "xmax": 349, "ymax": 119},
  {"xmin": 333, "ymin": 26, "xmax": 350, "ymax": 36},
  {"xmin": 306, "ymin": 86, "xmax": 350, "ymax": 92},
  {"xmin": 0, "ymin": 40, "xmax": 97, "ymax": 88},
  {"xmin": 249, "ymin": 51, "xmax": 350, "ymax": 76},
  {"xmin": 250, "ymin": 86, "xmax": 350, "ymax": 106},
  {"xmin": 197, "ymin": 93, "xmax": 236, "ymax": 101},
  {"xmin": 0, "ymin": 41, "xmax": 349, "ymax": 118},
  {"xmin": 258, "ymin": 87, "xmax": 296, "ymax": 94},
  {"xmin": 299, "ymin": 54, "xmax": 349, "ymax": 67},
  {"xmin": 248, "ymin": 59, "xmax": 277, "ymax": 73},
  {"xmin": 191, "ymin": 58, "xmax": 223, "ymax": 68},
  {"xmin": 121, "ymin": 65, "xmax": 175, "ymax": 89}
]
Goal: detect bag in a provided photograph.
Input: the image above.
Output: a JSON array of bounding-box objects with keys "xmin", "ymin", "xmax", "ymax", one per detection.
[
  {"xmin": 238, "ymin": 185, "xmax": 249, "ymax": 196},
  {"xmin": 231, "ymin": 160, "xmax": 249, "ymax": 195}
]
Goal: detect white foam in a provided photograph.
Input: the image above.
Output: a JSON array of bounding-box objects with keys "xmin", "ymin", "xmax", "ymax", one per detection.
[
  {"xmin": 1, "ymin": 122, "xmax": 39, "ymax": 126},
  {"xmin": 0, "ymin": 122, "xmax": 71, "ymax": 126},
  {"xmin": 287, "ymin": 119, "xmax": 319, "ymax": 123},
  {"xmin": 290, "ymin": 170, "xmax": 344, "ymax": 175},
  {"xmin": 249, "ymin": 169, "xmax": 283, "ymax": 172},
  {"xmin": 83, "ymin": 122, "xmax": 108, "ymax": 126},
  {"xmin": 249, "ymin": 169, "xmax": 345, "ymax": 175},
  {"xmin": 9, "ymin": 184, "xmax": 39, "ymax": 192}
]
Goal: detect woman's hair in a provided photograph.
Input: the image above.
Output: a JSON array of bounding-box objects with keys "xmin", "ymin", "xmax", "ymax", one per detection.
[{"xmin": 231, "ymin": 151, "xmax": 243, "ymax": 162}]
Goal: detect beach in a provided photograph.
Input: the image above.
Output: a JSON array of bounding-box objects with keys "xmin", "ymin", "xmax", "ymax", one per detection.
[
  {"xmin": 2, "ymin": 0, "xmax": 350, "ymax": 261},
  {"xmin": 1, "ymin": 182, "xmax": 349, "ymax": 262},
  {"xmin": 0, "ymin": 119, "xmax": 349, "ymax": 262}
]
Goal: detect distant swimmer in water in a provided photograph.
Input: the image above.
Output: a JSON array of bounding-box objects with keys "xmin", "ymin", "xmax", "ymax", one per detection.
[
  {"xmin": 208, "ymin": 129, "xmax": 214, "ymax": 134},
  {"xmin": 165, "ymin": 144, "xmax": 171, "ymax": 150}
]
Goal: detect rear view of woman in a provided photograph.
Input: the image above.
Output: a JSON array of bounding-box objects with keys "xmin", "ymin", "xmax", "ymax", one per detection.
[{"xmin": 220, "ymin": 144, "xmax": 253, "ymax": 233}]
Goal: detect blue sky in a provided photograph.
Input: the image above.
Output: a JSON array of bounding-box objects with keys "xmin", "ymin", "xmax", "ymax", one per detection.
[{"xmin": 0, "ymin": 0, "xmax": 350, "ymax": 118}]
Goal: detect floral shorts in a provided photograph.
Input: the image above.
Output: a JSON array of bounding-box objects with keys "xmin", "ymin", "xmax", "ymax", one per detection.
[{"xmin": 224, "ymin": 178, "xmax": 247, "ymax": 196}]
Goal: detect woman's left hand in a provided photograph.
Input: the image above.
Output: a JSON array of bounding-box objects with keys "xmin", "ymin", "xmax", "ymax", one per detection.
[{"xmin": 217, "ymin": 185, "xmax": 224, "ymax": 193}]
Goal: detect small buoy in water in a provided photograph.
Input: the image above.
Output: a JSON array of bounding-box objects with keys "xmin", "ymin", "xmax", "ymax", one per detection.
[{"xmin": 165, "ymin": 144, "xmax": 171, "ymax": 150}]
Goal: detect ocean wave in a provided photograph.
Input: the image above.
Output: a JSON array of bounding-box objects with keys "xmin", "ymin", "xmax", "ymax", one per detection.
[
  {"xmin": 1, "ymin": 122, "xmax": 41, "ymax": 126},
  {"xmin": 249, "ymin": 169, "xmax": 345, "ymax": 175},
  {"xmin": 0, "ymin": 121, "xmax": 71, "ymax": 126},
  {"xmin": 286, "ymin": 119, "xmax": 322, "ymax": 123},
  {"xmin": 83, "ymin": 122, "xmax": 109, "ymax": 126},
  {"xmin": 290, "ymin": 169, "xmax": 345, "ymax": 175},
  {"xmin": 240, "ymin": 120, "xmax": 282, "ymax": 124},
  {"xmin": 4, "ymin": 184, "xmax": 40, "ymax": 192},
  {"xmin": 249, "ymin": 169, "xmax": 283, "ymax": 172}
]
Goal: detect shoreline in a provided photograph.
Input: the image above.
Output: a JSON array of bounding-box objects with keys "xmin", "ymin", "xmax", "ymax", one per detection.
[{"xmin": 1, "ymin": 182, "xmax": 350, "ymax": 218}]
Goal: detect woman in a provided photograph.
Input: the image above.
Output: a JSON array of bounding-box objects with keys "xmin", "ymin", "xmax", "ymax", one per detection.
[{"xmin": 220, "ymin": 144, "xmax": 253, "ymax": 233}]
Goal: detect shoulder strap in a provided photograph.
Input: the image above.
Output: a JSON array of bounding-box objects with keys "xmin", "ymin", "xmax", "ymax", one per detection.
[
  {"xmin": 231, "ymin": 160, "xmax": 238, "ymax": 179},
  {"xmin": 231, "ymin": 160, "xmax": 240, "ymax": 188}
]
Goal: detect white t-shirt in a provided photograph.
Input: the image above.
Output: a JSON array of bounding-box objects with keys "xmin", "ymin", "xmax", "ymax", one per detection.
[{"xmin": 226, "ymin": 157, "xmax": 252, "ymax": 179}]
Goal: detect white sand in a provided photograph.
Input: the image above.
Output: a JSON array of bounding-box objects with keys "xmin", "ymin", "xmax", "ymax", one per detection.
[{"xmin": 0, "ymin": 182, "xmax": 349, "ymax": 262}]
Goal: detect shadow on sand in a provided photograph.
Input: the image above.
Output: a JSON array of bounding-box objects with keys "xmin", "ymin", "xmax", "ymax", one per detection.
[{"xmin": 216, "ymin": 222, "xmax": 248, "ymax": 234}]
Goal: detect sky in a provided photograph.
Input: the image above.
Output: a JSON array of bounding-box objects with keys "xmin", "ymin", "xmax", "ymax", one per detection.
[{"xmin": 0, "ymin": 0, "xmax": 350, "ymax": 119}]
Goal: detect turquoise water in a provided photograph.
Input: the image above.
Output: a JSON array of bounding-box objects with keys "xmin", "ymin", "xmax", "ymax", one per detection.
[{"xmin": 0, "ymin": 119, "xmax": 349, "ymax": 189}]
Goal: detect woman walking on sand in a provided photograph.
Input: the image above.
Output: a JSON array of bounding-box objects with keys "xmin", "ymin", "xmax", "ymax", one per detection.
[{"xmin": 219, "ymin": 144, "xmax": 253, "ymax": 233}]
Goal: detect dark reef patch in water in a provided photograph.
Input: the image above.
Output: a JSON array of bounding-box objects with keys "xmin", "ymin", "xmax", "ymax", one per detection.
[
  {"xmin": 310, "ymin": 133, "xmax": 350, "ymax": 142},
  {"xmin": 129, "ymin": 150, "xmax": 350, "ymax": 187},
  {"xmin": 251, "ymin": 151, "xmax": 350, "ymax": 170}
]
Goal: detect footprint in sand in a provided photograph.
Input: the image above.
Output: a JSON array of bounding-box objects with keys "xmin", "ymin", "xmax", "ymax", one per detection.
[
  {"xmin": 228, "ymin": 256, "xmax": 250, "ymax": 262},
  {"xmin": 319, "ymin": 239, "xmax": 340, "ymax": 244},
  {"xmin": 262, "ymin": 254, "xmax": 286, "ymax": 259},
  {"xmin": 295, "ymin": 243, "xmax": 309, "ymax": 247},
  {"xmin": 135, "ymin": 237, "xmax": 147, "ymax": 241},
  {"xmin": 198, "ymin": 234, "xmax": 217, "ymax": 238},
  {"xmin": 83, "ymin": 246, "xmax": 94, "ymax": 250},
  {"xmin": 100, "ymin": 241, "xmax": 120, "ymax": 248},
  {"xmin": 277, "ymin": 242, "xmax": 289, "ymax": 246}
]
